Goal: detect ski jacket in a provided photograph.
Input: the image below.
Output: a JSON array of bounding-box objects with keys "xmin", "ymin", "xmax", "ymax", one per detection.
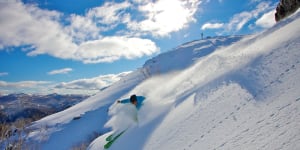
[{"xmin": 119, "ymin": 96, "xmax": 145, "ymax": 110}]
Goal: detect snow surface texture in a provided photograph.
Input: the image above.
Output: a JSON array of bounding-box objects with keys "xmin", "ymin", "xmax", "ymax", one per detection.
[{"xmin": 24, "ymin": 10, "xmax": 300, "ymax": 150}]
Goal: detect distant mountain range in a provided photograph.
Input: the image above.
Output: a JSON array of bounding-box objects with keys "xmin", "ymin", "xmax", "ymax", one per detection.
[{"xmin": 0, "ymin": 93, "xmax": 89, "ymax": 123}]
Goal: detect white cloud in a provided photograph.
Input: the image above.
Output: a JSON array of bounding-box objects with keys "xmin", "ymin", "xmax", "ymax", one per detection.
[
  {"xmin": 128, "ymin": 0, "xmax": 201, "ymax": 37},
  {"xmin": 226, "ymin": 2, "xmax": 271, "ymax": 32},
  {"xmin": 48, "ymin": 68, "xmax": 73, "ymax": 75},
  {"xmin": 54, "ymin": 71, "xmax": 131, "ymax": 90},
  {"xmin": 0, "ymin": 72, "xmax": 8, "ymax": 77},
  {"xmin": 201, "ymin": 23, "xmax": 224, "ymax": 30},
  {"xmin": 76, "ymin": 36, "xmax": 159, "ymax": 63},
  {"xmin": 66, "ymin": 14, "xmax": 100, "ymax": 43},
  {"xmin": 208, "ymin": 2, "xmax": 274, "ymax": 34},
  {"xmin": 250, "ymin": 0, "xmax": 263, "ymax": 3},
  {"xmin": 256, "ymin": 10, "xmax": 276, "ymax": 28},
  {"xmin": 0, "ymin": 0, "xmax": 160, "ymax": 63},
  {"xmin": 0, "ymin": 80, "xmax": 50, "ymax": 88},
  {"xmin": 0, "ymin": 71, "xmax": 131, "ymax": 95},
  {"xmin": 66, "ymin": 1, "xmax": 131, "ymax": 43},
  {"xmin": 132, "ymin": 0, "xmax": 147, "ymax": 4},
  {"xmin": 0, "ymin": 80, "xmax": 52, "ymax": 95},
  {"xmin": 0, "ymin": 0, "xmax": 77, "ymax": 59},
  {"xmin": 87, "ymin": 1, "xmax": 131, "ymax": 25}
]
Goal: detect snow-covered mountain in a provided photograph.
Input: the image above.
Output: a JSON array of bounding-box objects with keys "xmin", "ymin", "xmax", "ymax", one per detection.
[
  {"xmin": 7, "ymin": 10, "xmax": 300, "ymax": 150},
  {"xmin": 0, "ymin": 93, "xmax": 88, "ymax": 123}
]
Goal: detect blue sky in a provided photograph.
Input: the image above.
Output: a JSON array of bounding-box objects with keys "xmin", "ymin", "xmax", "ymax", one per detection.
[{"xmin": 0, "ymin": 0, "xmax": 278, "ymax": 95}]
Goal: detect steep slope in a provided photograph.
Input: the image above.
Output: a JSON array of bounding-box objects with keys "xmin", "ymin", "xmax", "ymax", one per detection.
[
  {"xmin": 143, "ymin": 26, "xmax": 300, "ymax": 149},
  {"xmin": 19, "ymin": 10, "xmax": 300, "ymax": 150},
  {"xmin": 89, "ymin": 10, "xmax": 300, "ymax": 150},
  {"xmin": 23, "ymin": 26, "xmax": 244, "ymax": 150},
  {"xmin": 25, "ymin": 70, "xmax": 145, "ymax": 149}
]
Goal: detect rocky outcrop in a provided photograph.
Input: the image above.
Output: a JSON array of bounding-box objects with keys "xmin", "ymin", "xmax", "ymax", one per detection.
[{"xmin": 275, "ymin": 0, "xmax": 300, "ymax": 22}]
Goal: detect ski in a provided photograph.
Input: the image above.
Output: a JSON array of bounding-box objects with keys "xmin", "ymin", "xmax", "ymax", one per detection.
[{"xmin": 104, "ymin": 129, "xmax": 127, "ymax": 149}]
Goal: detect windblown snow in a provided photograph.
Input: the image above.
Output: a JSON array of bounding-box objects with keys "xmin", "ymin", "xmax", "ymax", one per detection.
[{"xmin": 23, "ymin": 10, "xmax": 300, "ymax": 150}]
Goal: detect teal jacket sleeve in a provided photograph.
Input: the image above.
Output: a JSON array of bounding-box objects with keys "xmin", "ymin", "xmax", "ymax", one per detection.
[{"xmin": 119, "ymin": 99, "xmax": 130, "ymax": 104}]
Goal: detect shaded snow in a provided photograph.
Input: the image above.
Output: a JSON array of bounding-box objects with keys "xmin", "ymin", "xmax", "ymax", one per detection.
[{"xmin": 22, "ymin": 11, "xmax": 300, "ymax": 150}]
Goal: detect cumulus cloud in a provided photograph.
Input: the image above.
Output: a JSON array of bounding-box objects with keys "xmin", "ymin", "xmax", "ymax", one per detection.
[
  {"xmin": 255, "ymin": 10, "xmax": 276, "ymax": 28},
  {"xmin": 201, "ymin": 23, "xmax": 224, "ymax": 30},
  {"xmin": 0, "ymin": 0, "xmax": 77, "ymax": 59},
  {"xmin": 128, "ymin": 0, "xmax": 201, "ymax": 37},
  {"xmin": 0, "ymin": 0, "xmax": 201, "ymax": 63},
  {"xmin": 54, "ymin": 71, "xmax": 131, "ymax": 90},
  {"xmin": 76, "ymin": 36, "xmax": 159, "ymax": 63},
  {"xmin": 66, "ymin": 1, "xmax": 131, "ymax": 43},
  {"xmin": 0, "ymin": 0, "xmax": 160, "ymax": 63},
  {"xmin": 0, "ymin": 72, "xmax": 8, "ymax": 77},
  {"xmin": 87, "ymin": 1, "xmax": 131, "ymax": 25}
]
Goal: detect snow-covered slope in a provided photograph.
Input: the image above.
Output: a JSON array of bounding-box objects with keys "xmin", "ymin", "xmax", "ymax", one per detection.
[
  {"xmin": 23, "ymin": 10, "xmax": 300, "ymax": 150},
  {"xmin": 143, "ymin": 35, "xmax": 243, "ymax": 76}
]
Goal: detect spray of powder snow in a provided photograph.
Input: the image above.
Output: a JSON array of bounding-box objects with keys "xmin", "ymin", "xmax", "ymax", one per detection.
[{"xmin": 105, "ymin": 101, "xmax": 138, "ymax": 132}]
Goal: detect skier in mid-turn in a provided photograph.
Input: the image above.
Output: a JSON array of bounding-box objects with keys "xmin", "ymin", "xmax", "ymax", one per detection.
[{"xmin": 104, "ymin": 94, "xmax": 145, "ymax": 149}]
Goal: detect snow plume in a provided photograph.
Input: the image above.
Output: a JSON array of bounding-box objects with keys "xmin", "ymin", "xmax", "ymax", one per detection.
[
  {"xmin": 127, "ymin": 72, "xmax": 185, "ymax": 126},
  {"xmin": 106, "ymin": 102, "xmax": 138, "ymax": 132},
  {"xmin": 105, "ymin": 73, "xmax": 182, "ymax": 131}
]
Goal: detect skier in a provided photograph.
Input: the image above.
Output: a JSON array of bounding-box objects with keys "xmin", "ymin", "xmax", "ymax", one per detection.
[
  {"xmin": 104, "ymin": 95, "xmax": 145, "ymax": 149},
  {"xmin": 116, "ymin": 94, "xmax": 145, "ymax": 122},
  {"xmin": 117, "ymin": 94, "xmax": 144, "ymax": 110}
]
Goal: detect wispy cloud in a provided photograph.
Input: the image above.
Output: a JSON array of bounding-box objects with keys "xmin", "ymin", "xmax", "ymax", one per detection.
[
  {"xmin": 0, "ymin": 72, "xmax": 8, "ymax": 77},
  {"xmin": 201, "ymin": 23, "xmax": 224, "ymax": 30},
  {"xmin": 224, "ymin": 2, "xmax": 271, "ymax": 33},
  {"xmin": 0, "ymin": 80, "xmax": 50, "ymax": 88},
  {"xmin": 48, "ymin": 68, "xmax": 73, "ymax": 75},
  {"xmin": 0, "ymin": 71, "xmax": 131, "ymax": 95},
  {"xmin": 250, "ymin": 0, "xmax": 264, "ymax": 3},
  {"xmin": 201, "ymin": 1, "xmax": 275, "ymax": 34},
  {"xmin": 0, "ymin": 80, "xmax": 52, "ymax": 95}
]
